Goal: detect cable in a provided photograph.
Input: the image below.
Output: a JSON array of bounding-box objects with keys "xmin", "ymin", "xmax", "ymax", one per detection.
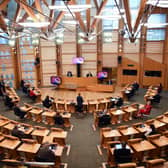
[
  {"xmin": 114, "ymin": 0, "xmax": 132, "ymax": 39},
  {"xmin": 17, "ymin": 0, "xmax": 74, "ymax": 33},
  {"xmin": 134, "ymin": 0, "xmax": 161, "ymax": 40}
]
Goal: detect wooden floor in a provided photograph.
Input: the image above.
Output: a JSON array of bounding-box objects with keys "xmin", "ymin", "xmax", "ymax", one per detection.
[{"xmin": 40, "ymin": 86, "xmax": 122, "ymax": 100}]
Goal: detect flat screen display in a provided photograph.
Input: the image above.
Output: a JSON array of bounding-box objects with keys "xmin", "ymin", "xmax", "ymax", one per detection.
[
  {"xmin": 50, "ymin": 76, "xmax": 61, "ymax": 85},
  {"xmin": 97, "ymin": 71, "xmax": 108, "ymax": 79},
  {"xmin": 72, "ymin": 57, "xmax": 84, "ymax": 64}
]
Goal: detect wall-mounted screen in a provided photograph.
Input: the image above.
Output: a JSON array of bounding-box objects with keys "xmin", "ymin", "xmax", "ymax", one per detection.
[
  {"xmin": 123, "ymin": 69, "xmax": 137, "ymax": 76},
  {"xmin": 144, "ymin": 71, "xmax": 162, "ymax": 77},
  {"xmin": 50, "ymin": 76, "xmax": 61, "ymax": 85},
  {"xmin": 72, "ymin": 57, "xmax": 84, "ymax": 64},
  {"xmin": 97, "ymin": 71, "xmax": 108, "ymax": 79}
]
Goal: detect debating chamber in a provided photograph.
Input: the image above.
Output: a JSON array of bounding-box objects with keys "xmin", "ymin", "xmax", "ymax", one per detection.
[{"xmin": 0, "ymin": 0, "xmax": 168, "ymax": 168}]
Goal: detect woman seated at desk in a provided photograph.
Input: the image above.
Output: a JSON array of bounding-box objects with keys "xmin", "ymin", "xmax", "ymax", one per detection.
[
  {"xmin": 54, "ymin": 112, "xmax": 65, "ymax": 126},
  {"xmin": 136, "ymin": 101, "xmax": 152, "ymax": 117},
  {"xmin": 29, "ymin": 87, "xmax": 39, "ymax": 101}
]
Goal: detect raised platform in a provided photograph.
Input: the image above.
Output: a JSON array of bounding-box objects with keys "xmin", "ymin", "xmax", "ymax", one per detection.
[{"xmin": 59, "ymin": 77, "xmax": 115, "ymax": 92}]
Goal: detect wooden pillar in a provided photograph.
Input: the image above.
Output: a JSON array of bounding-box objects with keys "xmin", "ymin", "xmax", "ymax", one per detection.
[
  {"xmin": 56, "ymin": 45, "xmax": 62, "ymax": 76},
  {"xmin": 76, "ymin": 24, "xmax": 82, "ymax": 77},
  {"xmin": 97, "ymin": 21, "xmax": 103, "ymax": 72},
  {"xmin": 139, "ymin": 26, "xmax": 147, "ymax": 87},
  {"xmin": 11, "ymin": 39, "xmax": 21, "ymax": 89},
  {"xmin": 34, "ymin": 46, "xmax": 41, "ymax": 87},
  {"xmin": 117, "ymin": 18, "xmax": 124, "ymax": 86},
  {"xmin": 163, "ymin": 15, "xmax": 168, "ymax": 89}
]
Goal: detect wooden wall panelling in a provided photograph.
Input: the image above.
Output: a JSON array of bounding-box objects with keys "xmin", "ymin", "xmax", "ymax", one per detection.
[
  {"xmin": 163, "ymin": 15, "xmax": 168, "ymax": 89},
  {"xmin": 146, "ymin": 41, "xmax": 164, "ymax": 63},
  {"xmin": 103, "ymin": 53, "xmax": 118, "ymax": 67},
  {"xmin": 40, "ymin": 40, "xmax": 57, "ymax": 86},
  {"xmin": 97, "ymin": 21, "xmax": 102, "ymax": 72},
  {"xmin": 81, "ymin": 41, "xmax": 97, "ymax": 77},
  {"xmin": 118, "ymin": 57, "xmax": 140, "ymax": 85},
  {"xmin": 143, "ymin": 57, "xmax": 165, "ymax": 86}
]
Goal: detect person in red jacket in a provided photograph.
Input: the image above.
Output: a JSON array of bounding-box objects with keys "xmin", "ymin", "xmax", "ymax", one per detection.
[
  {"xmin": 137, "ymin": 101, "xmax": 152, "ymax": 117},
  {"xmin": 29, "ymin": 87, "xmax": 37, "ymax": 101}
]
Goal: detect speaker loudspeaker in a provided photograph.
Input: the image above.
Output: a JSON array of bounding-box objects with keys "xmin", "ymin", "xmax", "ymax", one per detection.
[{"xmin": 118, "ymin": 56, "xmax": 122, "ymax": 64}]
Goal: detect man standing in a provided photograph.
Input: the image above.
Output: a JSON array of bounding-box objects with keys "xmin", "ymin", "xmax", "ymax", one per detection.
[{"xmin": 76, "ymin": 93, "xmax": 84, "ymax": 113}]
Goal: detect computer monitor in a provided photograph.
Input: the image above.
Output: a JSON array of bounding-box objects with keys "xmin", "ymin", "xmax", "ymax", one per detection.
[
  {"xmin": 72, "ymin": 57, "xmax": 84, "ymax": 64},
  {"xmin": 50, "ymin": 76, "xmax": 61, "ymax": 85},
  {"xmin": 97, "ymin": 71, "xmax": 108, "ymax": 79}
]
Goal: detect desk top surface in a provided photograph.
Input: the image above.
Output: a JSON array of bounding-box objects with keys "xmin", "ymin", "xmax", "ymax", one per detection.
[
  {"xmin": 31, "ymin": 129, "xmax": 50, "ymax": 137},
  {"xmin": 119, "ymin": 127, "xmax": 139, "ymax": 136},
  {"xmin": 103, "ymin": 130, "xmax": 121, "ymax": 138},
  {"xmin": 131, "ymin": 140, "xmax": 156, "ymax": 152},
  {"xmin": 17, "ymin": 143, "xmax": 41, "ymax": 153},
  {"xmin": 150, "ymin": 136, "xmax": 168, "ymax": 147},
  {"xmin": 0, "ymin": 138, "xmax": 21, "ymax": 150}
]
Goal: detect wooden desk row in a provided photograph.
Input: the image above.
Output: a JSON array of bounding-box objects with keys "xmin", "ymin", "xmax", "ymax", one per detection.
[
  {"xmin": 0, "ymin": 115, "xmax": 68, "ymax": 146},
  {"xmin": 0, "ymin": 134, "xmax": 64, "ymax": 168},
  {"xmin": 21, "ymin": 104, "xmax": 72, "ymax": 127},
  {"xmin": 51, "ymin": 97, "xmax": 125, "ymax": 113},
  {"xmin": 94, "ymin": 103, "xmax": 140, "ymax": 127},
  {"xmin": 101, "ymin": 112, "xmax": 168, "ymax": 166},
  {"xmin": 101, "ymin": 112, "xmax": 168, "ymax": 148}
]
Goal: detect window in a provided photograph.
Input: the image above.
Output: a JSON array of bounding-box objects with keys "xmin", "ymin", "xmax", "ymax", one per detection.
[
  {"xmin": 123, "ymin": 69, "xmax": 137, "ymax": 76},
  {"xmin": 144, "ymin": 71, "xmax": 162, "ymax": 77},
  {"xmin": 147, "ymin": 29, "xmax": 165, "ymax": 41}
]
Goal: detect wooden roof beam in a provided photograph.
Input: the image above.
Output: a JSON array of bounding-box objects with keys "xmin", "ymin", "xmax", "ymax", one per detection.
[
  {"xmin": 90, "ymin": 0, "xmax": 108, "ymax": 32},
  {"xmin": 49, "ymin": 0, "xmax": 55, "ymax": 21},
  {"xmin": 86, "ymin": 0, "xmax": 91, "ymax": 32},
  {"xmin": 52, "ymin": 11, "xmax": 65, "ymax": 29},
  {"xmin": 15, "ymin": 0, "xmax": 39, "ymax": 22},
  {"xmin": 123, "ymin": 0, "xmax": 133, "ymax": 35},
  {"xmin": 0, "ymin": 0, "xmax": 10, "ymax": 10},
  {"xmin": 35, "ymin": 0, "xmax": 45, "ymax": 21},
  {"xmin": 93, "ymin": 0, "xmax": 99, "ymax": 10},
  {"xmin": 14, "ymin": 5, "xmax": 22, "ymax": 22},
  {"xmin": 51, "ymin": 0, "xmax": 72, "ymax": 29},
  {"xmin": 0, "ymin": 12, "xmax": 7, "ymax": 32},
  {"xmin": 133, "ymin": 0, "xmax": 147, "ymax": 34}
]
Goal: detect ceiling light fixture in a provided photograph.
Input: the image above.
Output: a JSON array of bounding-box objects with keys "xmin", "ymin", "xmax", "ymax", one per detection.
[
  {"xmin": 146, "ymin": 0, "xmax": 168, "ymax": 8},
  {"xmin": 18, "ymin": 22, "xmax": 50, "ymax": 28},
  {"xmin": 49, "ymin": 4, "xmax": 92, "ymax": 12},
  {"xmin": 94, "ymin": 15, "xmax": 121, "ymax": 20}
]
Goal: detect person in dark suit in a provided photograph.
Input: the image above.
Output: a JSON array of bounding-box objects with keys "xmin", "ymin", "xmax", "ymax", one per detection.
[
  {"xmin": 4, "ymin": 95, "xmax": 14, "ymax": 108},
  {"xmin": 67, "ymin": 71, "xmax": 73, "ymax": 77},
  {"xmin": 86, "ymin": 72, "xmax": 93, "ymax": 77},
  {"xmin": 76, "ymin": 93, "xmax": 84, "ymax": 113},
  {"xmin": 35, "ymin": 143, "xmax": 57, "ymax": 162},
  {"xmin": 11, "ymin": 125, "xmax": 27, "ymax": 140},
  {"xmin": 0, "ymin": 78, "xmax": 5, "ymax": 98},
  {"xmin": 42, "ymin": 95, "xmax": 53, "ymax": 108},
  {"xmin": 54, "ymin": 112, "xmax": 65, "ymax": 126},
  {"xmin": 13, "ymin": 104, "xmax": 27, "ymax": 119},
  {"xmin": 114, "ymin": 142, "xmax": 132, "ymax": 164}
]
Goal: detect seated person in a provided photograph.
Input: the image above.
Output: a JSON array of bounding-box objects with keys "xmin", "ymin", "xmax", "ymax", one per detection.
[
  {"xmin": 4, "ymin": 95, "xmax": 14, "ymax": 108},
  {"xmin": 144, "ymin": 124, "xmax": 158, "ymax": 138},
  {"xmin": 13, "ymin": 104, "xmax": 27, "ymax": 119},
  {"xmin": 158, "ymin": 83, "xmax": 162, "ymax": 93},
  {"xmin": 114, "ymin": 142, "xmax": 132, "ymax": 164},
  {"xmin": 67, "ymin": 71, "xmax": 73, "ymax": 77},
  {"xmin": 20, "ymin": 80, "xmax": 25, "ymax": 88},
  {"xmin": 115, "ymin": 96, "xmax": 123, "ymax": 107},
  {"xmin": 35, "ymin": 143, "xmax": 57, "ymax": 162},
  {"xmin": 152, "ymin": 92, "xmax": 161, "ymax": 103},
  {"xmin": 54, "ymin": 112, "xmax": 65, "ymax": 126},
  {"xmin": 86, "ymin": 72, "xmax": 93, "ymax": 77},
  {"xmin": 98, "ymin": 110, "xmax": 111, "ymax": 127},
  {"xmin": 132, "ymin": 81, "xmax": 139, "ymax": 91},
  {"xmin": 11, "ymin": 125, "xmax": 30, "ymax": 140},
  {"xmin": 137, "ymin": 101, "xmax": 152, "ymax": 117},
  {"xmin": 42, "ymin": 95, "xmax": 53, "ymax": 108},
  {"xmin": 29, "ymin": 87, "xmax": 37, "ymax": 101},
  {"xmin": 0, "ymin": 79, "xmax": 5, "ymax": 98}
]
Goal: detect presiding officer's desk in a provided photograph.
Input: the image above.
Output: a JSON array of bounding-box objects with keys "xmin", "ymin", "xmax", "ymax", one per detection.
[{"xmin": 59, "ymin": 77, "xmax": 115, "ymax": 92}]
